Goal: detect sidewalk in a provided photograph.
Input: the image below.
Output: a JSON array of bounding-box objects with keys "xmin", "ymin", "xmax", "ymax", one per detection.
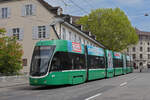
[
  {"xmin": 0, "ymin": 75, "xmax": 29, "ymax": 88},
  {"xmin": 133, "ymin": 68, "xmax": 150, "ymax": 73}
]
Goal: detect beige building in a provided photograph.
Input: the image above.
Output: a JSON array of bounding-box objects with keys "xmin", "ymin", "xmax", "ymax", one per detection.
[
  {"xmin": 0, "ymin": 0, "xmax": 104, "ymax": 74},
  {"xmin": 126, "ymin": 28, "xmax": 150, "ymax": 69}
]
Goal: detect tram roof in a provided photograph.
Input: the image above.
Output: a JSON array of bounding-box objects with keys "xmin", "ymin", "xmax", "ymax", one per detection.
[
  {"xmin": 36, "ymin": 40, "xmax": 85, "ymax": 54},
  {"xmin": 35, "ymin": 40, "xmax": 106, "ymax": 55}
]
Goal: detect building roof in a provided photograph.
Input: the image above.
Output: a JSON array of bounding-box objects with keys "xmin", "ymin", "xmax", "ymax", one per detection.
[{"xmin": 136, "ymin": 28, "xmax": 150, "ymax": 36}]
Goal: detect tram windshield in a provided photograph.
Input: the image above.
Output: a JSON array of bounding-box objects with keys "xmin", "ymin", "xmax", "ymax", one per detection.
[{"xmin": 30, "ymin": 46, "xmax": 55, "ymax": 76}]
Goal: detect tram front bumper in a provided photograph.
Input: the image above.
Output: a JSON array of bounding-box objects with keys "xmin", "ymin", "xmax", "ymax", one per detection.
[{"xmin": 29, "ymin": 77, "xmax": 48, "ymax": 86}]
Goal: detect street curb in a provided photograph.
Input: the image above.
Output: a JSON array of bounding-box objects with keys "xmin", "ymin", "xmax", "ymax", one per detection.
[
  {"xmin": 0, "ymin": 82, "xmax": 28, "ymax": 88},
  {"xmin": 0, "ymin": 75, "xmax": 29, "ymax": 82}
]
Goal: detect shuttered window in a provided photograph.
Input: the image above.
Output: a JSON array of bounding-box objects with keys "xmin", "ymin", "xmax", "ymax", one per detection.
[
  {"xmin": 7, "ymin": 28, "xmax": 23, "ymax": 41},
  {"xmin": 62, "ymin": 28, "xmax": 66, "ymax": 40},
  {"xmin": 69, "ymin": 31, "xmax": 72, "ymax": 41},
  {"xmin": 12, "ymin": 28, "xmax": 24, "ymax": 41},
  {"xmin": 32, "ymin": 25, "xmax": 50, "ymax": 39},
  {"xmin": 74, "ymin": 34, "xmax": 76, "ymax": 42},
  {"xmin": 22, "ymin": 59, "xmax": 27, "ymax": 66},
  {"xmin": 13, "ymin": 28, "xmax": 20, "ymax": 40},
  {"xmin": 22, "ymin": 4, "xmax": 36, "ymax": 16},
  {"xmin": 79, "ymin": 37, "xmax": 81, "ymax": 43},
  {"xmin": 38, "ymin": 26, "xmax": 46, "ymax": 38},
  {"xmin": 0, "ymin": 7, "xmax": 10, "ymax": 19}
]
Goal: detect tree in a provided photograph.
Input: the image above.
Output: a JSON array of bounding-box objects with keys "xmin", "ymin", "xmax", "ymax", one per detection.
[
  {"xmin": 77, "ymin": 8, "xmax": 139, "ymax": 51},
  {"xmin": 0, "ymin": 28, "xmax": 23, "ymax": 75}
]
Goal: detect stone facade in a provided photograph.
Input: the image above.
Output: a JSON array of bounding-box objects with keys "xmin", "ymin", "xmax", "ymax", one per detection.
[{"xmin": 126, "ymin": 28, "xmax": 150, "ymax": 69}]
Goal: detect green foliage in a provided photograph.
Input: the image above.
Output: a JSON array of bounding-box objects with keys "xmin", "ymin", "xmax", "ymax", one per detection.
[
  {"xmin": 77, "ymin": 8, "xmax": 139, "ymax": 51},
  {"xmin": 0, "ymin": 28, "xmax": 23, "ymax": 75}
]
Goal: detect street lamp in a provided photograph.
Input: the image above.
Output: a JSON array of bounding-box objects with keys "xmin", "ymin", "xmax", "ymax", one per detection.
[{"xmin": 144, "ymin": 13, "xmax": 149, "ymax": 16}]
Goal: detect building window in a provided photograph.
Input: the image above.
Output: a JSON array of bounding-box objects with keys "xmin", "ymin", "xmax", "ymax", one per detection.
[
  {"xmin": 22, "ymin": 59, "xmax": 27, "ymax": 66},
  {"xmin": 81, "ymin": 38, "xmax": 83, "ymax": 44},
  {"xmin": 87, "ymin": 41, "xmax": 89, "ymax": 45},
  {"xmin": 69, "ymin": 31, "xmax": 71, "ymax": 41},
  {"xmin": 1, "ymin": 7, "xmax": 9, "ymax": 19},
  {"xmin": 62, "ymin": 28, "xmax": 66, "ymax": 40},
  {"xmin": 132, "ymin": 54, "xmax": 136, "ymax": 59},
  {"xmin": 76, "ymin": 35, "xmax": 79, "ymax": 43},
  {"xmin": 25, "ymin": 4, "xmax": 33, "ymax": 16},
  {"xmin": 139, "ymin": 62, "xmax": 143, "ymax": 66},
  {"xmin": 148, "ymin": 54, "xmax": 150, "ymax": 59},
  {"xmin": 12, "ymin": 28, "xmax": 20, "ymax": 40},
  {"xmin": 72, "ymin": 34, "xmax": 75, "ymax": 42},
  {"xmin": 140, "ymin": 54, "xmax": 143, "ymax": 59},
  {"xmin": 65, "ymin": 31, "xmax": 68, "ymax": 40},
  {"xmin": 132, "ymin": 47, "xmax": 136, "ymax": 52},
  {"xmin": 85, "ymin": 40, "xmax": 87, "ymax": 45},
  {"xmin": 74, "ymin": 34, "xmax": 76, "ymax": 42},
  {"xmin": 148, "ymin": 47, "xmax": 150, "ymax": 52},
  {"xmin": 148, "ymin": 42, "xmax": 150, "ymax": 45},
  {"xmin": 140, "ymin": 47, "xmax": 143, "ymax": 52},
  {"xmin": 84, "ymin": 40, "xmax": 85, "ymax": 44},
  {"xmin": 22, "ymin": 4, "xmax": 36, "ymax": 16},
  {"xmin": 79, "ymin": 37, "xmax": 81, "ymax": 43},
  {"xmin": 89, "ymin": 42, "xmax": 91, "ymax": 46},
  {"xmin": 38, "ymin": 26, "xmax": 46, "ymax": 39}
]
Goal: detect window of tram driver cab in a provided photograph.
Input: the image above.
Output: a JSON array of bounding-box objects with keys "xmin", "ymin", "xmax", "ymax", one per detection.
[{"xmin": 51, "ymin": 53, "xmax": 61, "ymax": 71}]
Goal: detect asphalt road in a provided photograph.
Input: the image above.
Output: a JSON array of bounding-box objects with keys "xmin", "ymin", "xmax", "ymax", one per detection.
[{"xmin": 0, "ymin": 71, "xmax": 150, "ymax": 100}]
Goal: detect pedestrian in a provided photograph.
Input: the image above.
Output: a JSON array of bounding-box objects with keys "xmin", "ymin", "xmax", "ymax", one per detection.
[
  {"xmin": 140, "ymin": 65, "xmax": 144, "ymax": 72},
  {"xmin": 140, "ymin": 67, "xmax": 142, "ymax": 72}
]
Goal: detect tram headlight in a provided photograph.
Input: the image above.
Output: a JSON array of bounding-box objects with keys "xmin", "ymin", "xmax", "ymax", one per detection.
[
  {"xmin": 34, "ymin": 80, "xmax": 37, "ymax": 83},
  {"xmin": 44, "ymin": 80, "xmax": 47, "ymax": 84}
]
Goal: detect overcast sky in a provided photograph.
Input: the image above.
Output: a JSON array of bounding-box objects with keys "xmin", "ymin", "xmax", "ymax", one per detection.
[{"xmin": 45, "ymin": 0, "xmax": 150, "ymax": 32}]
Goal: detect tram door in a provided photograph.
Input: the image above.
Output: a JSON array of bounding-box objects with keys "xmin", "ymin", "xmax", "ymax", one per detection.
[{"xmin": 84, "ymin": 46, "xmax": 89, "ymax": 81}]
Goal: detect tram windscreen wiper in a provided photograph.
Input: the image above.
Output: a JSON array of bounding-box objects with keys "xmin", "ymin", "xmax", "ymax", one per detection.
[{"xmin": 30, "ymin": 46, "xmax": 55, "ymax": 76}]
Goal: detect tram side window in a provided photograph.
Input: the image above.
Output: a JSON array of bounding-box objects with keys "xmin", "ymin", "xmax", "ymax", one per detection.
[
  {"xmin": 88, "ymin": 55, "xmax": 105, "ymax": 69},
  {"xmin": 119, "ymin": 60, "xmax": 123, "ymax": 67},
  {"xmin": 113, "ymin": 59, "xmax": 118, "ymax": 68},
  {"xmin": 113, "ymin": 59, "xmax": 123, "ymax": 68},
  {"xmin": 51, "ymin": 52, "xmax": 72, "ymax": 71},
  {"xmin": 73, "ymin": 53, "xmax": 85, "ymax": 69},
  {"xmin": 51, "ymin": 52, "xmax": 85, "ymax": 71},
  {"xmin": 126, "ymin": 61, "xmax": 130, "ymax": 67}
]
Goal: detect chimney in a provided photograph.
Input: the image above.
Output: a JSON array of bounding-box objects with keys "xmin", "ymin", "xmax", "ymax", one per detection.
[
  {"xmin": 70, "ymin": 17, "xmax": 73, "ymax": 24},
  {"xmin": 57, "ymin": 7, "xmax": 63, "ymax": 15}
]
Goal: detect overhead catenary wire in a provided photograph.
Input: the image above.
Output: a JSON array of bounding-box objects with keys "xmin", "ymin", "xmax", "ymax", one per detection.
[
  {"xmin": 69, "ymin": 0, "xmax": 89, "ymax": 14},
  {"xmin": 59, "ymin": 0, "xmax": 69, "ymax": 7},
  {"xmin": 84, "ymin": 0, "xmax": 95, "ymax": 10},
  {"xmin": 45, "ymin": 0, "xmax": 89, "ymax": 15}
]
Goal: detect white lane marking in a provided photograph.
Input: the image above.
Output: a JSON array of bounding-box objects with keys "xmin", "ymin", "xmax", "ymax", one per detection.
[
  {"xmin": 85, "ymin": 93, "xmax": 102, "ymax": 100},
  {"xmin": 120, "ymin": 82, "xmax": 127, "ymax": 87}
]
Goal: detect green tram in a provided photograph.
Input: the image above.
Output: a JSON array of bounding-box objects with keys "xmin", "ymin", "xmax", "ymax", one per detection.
[
  {"xmin": 126, "ymin": 56, "xmax": 132, "ymax": 73},
  {"xmin": 113, "ymin": 52, "xmax": 123, "ymax": 76},
  {"xmin": 105, "ymin": 50, "xmax": 114, "ymax": 78},
  {"xmin": 87, "ymin": 45, "xmax": 106, "ymax": 80},
  {"xmin": 123, "ymin": 54, "xmax": 127, "ymax": 74},
  {"xmin": 130, "ymin": 57, "xmax": 134, "ymax": 73},
  {"xmin": 29, "ymin": 40, "xmax": 133, "ymax": 86}
]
